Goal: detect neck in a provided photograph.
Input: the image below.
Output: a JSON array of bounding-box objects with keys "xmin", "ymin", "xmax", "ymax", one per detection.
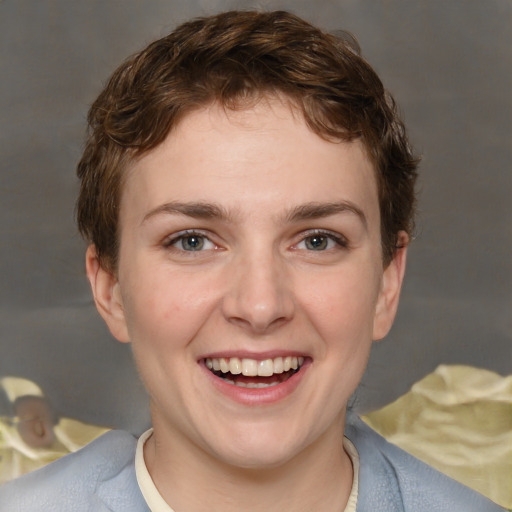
[{"xmin": 144, "ymin": 416, "xmax": 353, "ymax": 512}]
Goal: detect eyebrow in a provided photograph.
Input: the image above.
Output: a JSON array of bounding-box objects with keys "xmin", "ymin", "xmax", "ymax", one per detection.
[
  {"xmin": 142, "ymin": 201, "xmax": 231, "ymax": 224},
  {"xmin": 285, "ymin": 201, "xmax": 367, "ymax": 228},
  {"xmin": 142, "ymin": 200, "xmax": 367, "ymax": 228}
]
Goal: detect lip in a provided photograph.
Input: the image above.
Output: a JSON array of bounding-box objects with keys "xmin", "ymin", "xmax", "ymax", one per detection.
[
  {"xmin": 200, "ymin": 349, "xmax": 310, "ymax": 360},
  {"xmin": 199, "ymin": 354, "xmax": 311, "ymax": 405}
]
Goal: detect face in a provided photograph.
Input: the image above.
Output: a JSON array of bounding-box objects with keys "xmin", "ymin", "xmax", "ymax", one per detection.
[{"xmin": 88, "ymin": 99, "xmax": 406, "ymax": 470}]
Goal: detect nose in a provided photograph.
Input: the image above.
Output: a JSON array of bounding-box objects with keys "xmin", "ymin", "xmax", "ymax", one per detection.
[{"xmin": 221, "ymin": 250, "xmax": 295, "ymax": 334}]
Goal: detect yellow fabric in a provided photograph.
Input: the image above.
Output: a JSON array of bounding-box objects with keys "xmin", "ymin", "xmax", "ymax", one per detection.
[
  {"xmin": 363, "ymin": 365, "xmax": 512, "ymax": 509},
  {"xmin": 0, "ymin": 377, "xmax": 110, "ymax": 484},
  {"xmin": 0, "ymin": 376, "xmax": 44, "ymax": 402}
]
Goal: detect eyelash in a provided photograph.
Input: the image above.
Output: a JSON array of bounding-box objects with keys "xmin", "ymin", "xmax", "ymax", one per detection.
[
  {"xmin": 162, "ymin": 229, "xmax": 348, "ymax": 254},
  {"xmin": 162, "ymin": 230, "xmax": 216, "ymax": 252},
  {"xmin": 295, "ymin": 229, "xmax": 349, "ymax": 251}
]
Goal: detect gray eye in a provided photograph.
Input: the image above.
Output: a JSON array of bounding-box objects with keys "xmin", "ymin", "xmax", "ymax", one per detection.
[
  {"xmin": 305, "ymin": 235, "xmax": 329, "ymax": 250},
  {"xmin": 180, "ymin": 235, "xmax": 205, "ymax": 251}
]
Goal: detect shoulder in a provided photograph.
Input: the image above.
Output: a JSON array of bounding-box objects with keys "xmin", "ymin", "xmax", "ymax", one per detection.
[
  {"xmin": 0, "ymin": 430, "xmax": 149, "ymax": 512},
  {"xmin": 345, "ymin": 414, "xmax": 506, "ymax": 512}
]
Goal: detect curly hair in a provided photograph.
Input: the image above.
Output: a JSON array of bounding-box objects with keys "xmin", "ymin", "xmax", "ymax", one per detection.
[{"xmin": 76, "ymin": 10, "xmax": 418, "ymax": 272}]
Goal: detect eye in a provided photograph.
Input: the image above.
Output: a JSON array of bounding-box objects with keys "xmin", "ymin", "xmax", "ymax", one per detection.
[
  {"xmin": 295, "ymin": 231, "xmax": 347, "ymax": 251},
  {"xmin": 166, "ymin": 231, "xmax": 216, "ymax": 252},
  {"xmin": 304, "ymin": 234, "xmax": 332, "ymax": 251}
]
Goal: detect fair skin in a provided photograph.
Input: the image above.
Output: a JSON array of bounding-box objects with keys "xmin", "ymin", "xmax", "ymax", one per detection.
[{"xmin": 86, "ymin": 98, "xmax": 407, "ymax": 512}]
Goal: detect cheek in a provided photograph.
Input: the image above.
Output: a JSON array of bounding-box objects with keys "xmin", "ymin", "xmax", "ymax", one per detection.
[
  {"xmin": 298, "ymin": 266, "xmax": 381, "ymax": 337},
  {"xmin": 121, "ymin": 269, "xmax": 222, "ymax": 350}
]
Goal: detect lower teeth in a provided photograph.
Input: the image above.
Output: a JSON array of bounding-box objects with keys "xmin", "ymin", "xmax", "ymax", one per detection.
[
  {"xmin": 221, "ymin": 378, "xmax": 280, "ymax": 388},
  {"xmin": 214, "ymin": 367, "xmax": 300, "ymax": 388}
]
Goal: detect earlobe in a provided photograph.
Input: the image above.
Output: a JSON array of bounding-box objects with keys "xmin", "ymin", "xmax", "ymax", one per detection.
[
  {"xmin": 85, "ymin": 245, "xmax": 130, "ymax": 343},
  {"xmin": 372, "ymin": 232, "xmax": 409, "ymax": 341}
]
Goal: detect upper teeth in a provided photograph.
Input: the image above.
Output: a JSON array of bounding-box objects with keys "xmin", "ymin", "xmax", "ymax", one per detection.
[{"xmin": 205, "ymin": 356, "xmax": 305, "ymax": 377}]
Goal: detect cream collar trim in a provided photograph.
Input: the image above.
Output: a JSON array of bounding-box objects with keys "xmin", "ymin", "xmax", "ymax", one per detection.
[{"xmin": 135, "ymin": 429, "xmax": 359, "ymax": 512}]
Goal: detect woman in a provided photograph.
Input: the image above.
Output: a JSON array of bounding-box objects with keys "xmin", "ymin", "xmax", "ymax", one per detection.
[{"xmin": 1, "ymin": 10, "xmax": 504, "ymax": 512}]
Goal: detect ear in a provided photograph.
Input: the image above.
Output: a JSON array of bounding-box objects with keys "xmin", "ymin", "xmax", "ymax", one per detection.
[
  {"xmin": 372, "ymin": 232, "xmax": 408, "ymax": 341},
  {"xmin": 85, "ymin": 245, "xmax": 130, "ymax": 343}
]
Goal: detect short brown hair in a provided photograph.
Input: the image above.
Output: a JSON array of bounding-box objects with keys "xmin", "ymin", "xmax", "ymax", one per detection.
[{"xmin": 76, "ymin": 10, "xmax": 418, "ymax": 272}]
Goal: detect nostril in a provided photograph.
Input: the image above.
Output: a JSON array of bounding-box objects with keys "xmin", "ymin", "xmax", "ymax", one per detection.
[
  {"xmin": 221, "ymin": 263, "xmax": 295, "ymax": 333},
  {"xmin": 227, "ymin": 314, "xmax": 292, "ymax": 335}
]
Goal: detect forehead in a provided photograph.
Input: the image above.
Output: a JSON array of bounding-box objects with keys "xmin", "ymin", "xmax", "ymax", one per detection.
[{"xmin": 121, "ymin": 100, "xmax": 379, "ymax": 226}]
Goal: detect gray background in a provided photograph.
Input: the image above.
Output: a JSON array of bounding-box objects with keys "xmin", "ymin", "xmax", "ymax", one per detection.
[{"xmin": 1, "ymin": 0, "xmax": 510, "ymax": 435}]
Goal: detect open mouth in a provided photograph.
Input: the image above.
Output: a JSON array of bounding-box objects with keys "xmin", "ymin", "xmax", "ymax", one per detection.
[{"xmin": 204, "ymin": 356, "xmax": 306, "ymax": 388}]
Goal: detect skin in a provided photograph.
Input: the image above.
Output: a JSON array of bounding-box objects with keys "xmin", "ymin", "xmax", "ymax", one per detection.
[
  {"xmin": 15, "ymin": 396, "xmax": 56, "ymax": 448},
  {"xmin": 86, "ymin": 98, "xmax": 407, "ymax": 512}
]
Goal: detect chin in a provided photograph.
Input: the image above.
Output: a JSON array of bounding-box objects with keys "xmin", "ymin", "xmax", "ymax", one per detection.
[
  {"xmin": 214, "ymin": 443, "xmax": 300, "ymax": 470},
  {"xmin": 202, "ymin": 421, "xmax": 313, "ymax": 470}
]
